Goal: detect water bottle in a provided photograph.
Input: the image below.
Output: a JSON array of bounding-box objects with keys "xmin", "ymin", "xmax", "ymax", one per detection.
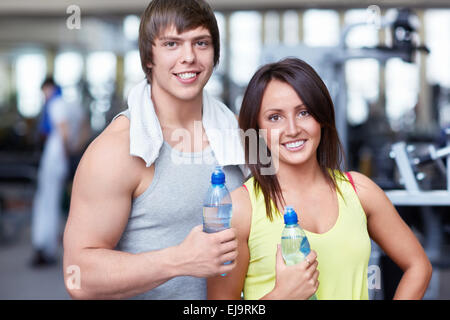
[
  {"xmin": 203, "ymin": 166, "xmax": 232, "ymax": 233},
  {"xmin": 281, "ymin": 206, "xmax": 318, "ymax": 300},
  {"xmin": 203, "ymin": 166, "xmax": 232, "ymax": 275}
]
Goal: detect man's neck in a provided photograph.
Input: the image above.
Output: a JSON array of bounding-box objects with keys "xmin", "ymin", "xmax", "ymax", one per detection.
[
  {"xmin": 151, "ymin": 86, "xmax": 203, "ymax": 129},
  {"xmin": 150, "ymin": 84, "xmax": 209, "ymax": 151}
]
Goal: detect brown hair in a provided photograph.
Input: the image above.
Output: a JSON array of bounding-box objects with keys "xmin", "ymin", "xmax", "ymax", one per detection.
[
  {"xmin": 239, "ymin": 57, "xmax": 345, "ymax": 221},
  {"xmin": 139, "ymin": 0, "xmax": 220, "ymax": 83}
]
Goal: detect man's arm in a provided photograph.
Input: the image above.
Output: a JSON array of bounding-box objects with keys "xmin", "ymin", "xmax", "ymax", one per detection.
[
  {"xmin": 63, "ymin": 122, "xmax": 174, "ymax": 299},
  {"xmin": 63, "ymin": 118, "xmax": 238, "ymax": 299}
]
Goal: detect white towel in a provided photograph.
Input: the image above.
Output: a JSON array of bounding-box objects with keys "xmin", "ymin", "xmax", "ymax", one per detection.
[{"xmin": 127, "ymin": 79, "xmax": 246, "ymax": 169}]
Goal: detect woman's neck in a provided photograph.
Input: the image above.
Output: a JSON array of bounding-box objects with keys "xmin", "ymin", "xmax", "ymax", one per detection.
[{"xmin": 275, "ymin": 158, "xmax": 326, "ymax": 193}]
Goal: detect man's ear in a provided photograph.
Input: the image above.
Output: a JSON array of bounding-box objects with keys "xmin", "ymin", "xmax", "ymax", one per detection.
[{"xmin": 146, "ymin": 62, "xmax": 153, "ymax": 69}]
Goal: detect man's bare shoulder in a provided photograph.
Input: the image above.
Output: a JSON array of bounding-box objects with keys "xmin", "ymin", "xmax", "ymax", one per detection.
[
  {"xmin": 104, "ymin": 114, "xmax": 130, "ymax": 135},
  {"xmin": 85, "ymin": 116, "xmax": 130, "ymax": 163},
  {"xmin": 75, "ymin": 115, "xmax": 142, "ymax": 191}
]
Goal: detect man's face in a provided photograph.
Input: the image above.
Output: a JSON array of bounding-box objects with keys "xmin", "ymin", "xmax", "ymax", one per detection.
[
  {"xmin": 148, "ymin": 25, "xmax": 214, "ymax": 104},
  {"xmin": 42, "ymin": 84, "xmax": 55, "ymax": 101}
]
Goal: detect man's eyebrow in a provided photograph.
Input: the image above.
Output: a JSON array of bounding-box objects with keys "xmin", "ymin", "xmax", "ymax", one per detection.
[
  {"xmin": 192, "ymin": 34, "xmax": 212, "ymax": 40},
  {"xmin": 157, "ymin": 35, "xmax": 181, "ymax": 41},
  {"xmin": 157, "ymin": 34, "xmax": 212, "ymax": 41}
]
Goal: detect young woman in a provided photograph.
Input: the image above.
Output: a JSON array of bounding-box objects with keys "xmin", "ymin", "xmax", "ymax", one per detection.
[{"xmin": 207, "ymin": 58, "xmax": 432, "ymax": 300}]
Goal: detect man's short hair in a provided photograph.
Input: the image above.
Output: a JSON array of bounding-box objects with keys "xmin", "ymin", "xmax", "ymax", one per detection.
[
  {"xmin": 138, "ymin": 0, "xmax": 220, "ymax": 83},
  {"xmin": 41, "ymin": 77, "xmax": 56, "ymax": 89}
]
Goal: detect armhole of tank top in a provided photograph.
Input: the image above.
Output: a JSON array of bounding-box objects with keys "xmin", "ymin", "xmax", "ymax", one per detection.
[
  {"xmin": 242, "ymin": 180, "xmax": 258, "ymax": 248},
  {"xmin": 112, "ymin": 109, "xmax": 154, "ymax": 206},
  {"xmin": 345, "ymin": 171, "xmax": 357, "ymax": 194},
  {"xmin": 132, "ymin": 171, "xmax": 160, "ymax": 211},
  {"xmin": 344, "ymin": 171, "xmax": 369, "ymax": 224},
  {"xmin": 112, "ymin": 109, "xmax": 130, "ymax": 122}
]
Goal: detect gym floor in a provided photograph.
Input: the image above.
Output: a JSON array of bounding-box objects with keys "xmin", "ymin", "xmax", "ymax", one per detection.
[{"xmin": 0, "ymin": 224, "xmax": 70, "ymax": 300}]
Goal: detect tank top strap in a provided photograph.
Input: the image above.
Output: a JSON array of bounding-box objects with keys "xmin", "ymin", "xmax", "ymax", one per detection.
[{"xmin": 345, "ymin": 171, "xmax": 357, "ymax": 193}]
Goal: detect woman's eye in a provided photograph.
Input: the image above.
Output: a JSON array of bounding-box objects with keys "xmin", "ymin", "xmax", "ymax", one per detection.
[
  {"xmin": 268, "ymin": 114, "xmax": 281, "ymax": 121},
  {"xmin": 298, "ymin": 110, "xmax": 310, "ymax": 117}
]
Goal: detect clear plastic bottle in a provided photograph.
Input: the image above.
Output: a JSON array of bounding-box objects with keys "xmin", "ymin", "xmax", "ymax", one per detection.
[
  {"xmin": 203, "ymin": 166, "xmax": 232, "ymax": 276},
  {"xmin": 203, "ymin": 166, "xmax": 232, "ymax": 233},
  {"xmin": 281, "ymin": 206, "xmax": 318, "ymax": 300}
]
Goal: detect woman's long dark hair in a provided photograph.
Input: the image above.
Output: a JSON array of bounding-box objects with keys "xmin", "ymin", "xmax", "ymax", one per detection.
[{"xmin": 239, "ymin": 57, "xmax": 345, "ymax": 221}]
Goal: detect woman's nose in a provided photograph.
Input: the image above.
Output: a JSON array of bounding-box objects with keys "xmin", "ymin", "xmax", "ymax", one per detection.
[{"xmin": 285, "ymin": 117, "xmax": 300, "ymax": 137}]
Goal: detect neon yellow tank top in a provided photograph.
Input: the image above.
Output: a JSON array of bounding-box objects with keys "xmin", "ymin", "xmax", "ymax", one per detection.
[{"xmin": 242, "ymin": 172, "xmax": 371, "ymax": 300}]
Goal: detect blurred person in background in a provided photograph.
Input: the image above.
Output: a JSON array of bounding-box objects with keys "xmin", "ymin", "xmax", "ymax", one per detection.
[{"xmin": 31, "ymin": 77, "xmax": 86, "ymax": 267}]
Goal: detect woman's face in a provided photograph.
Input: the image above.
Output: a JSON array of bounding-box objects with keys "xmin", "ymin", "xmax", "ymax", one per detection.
[{"xmin": 257, "ymin": 79, "xmax": 322, "ymax": 168}]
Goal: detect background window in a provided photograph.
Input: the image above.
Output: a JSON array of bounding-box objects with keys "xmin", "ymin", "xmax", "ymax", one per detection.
[
  {"xmin": 425, "ymin": 9, "xmax": 450, "ymax": 127},
  {"xmin": 385, "ymin": 58, "xmax": 419, "ymax": 130},
  {"xmin": 344, "ymin": 9, "xmax": 380, "ymax": 125},
  {"xmin": 204, "ymin": 11, "xmax": 226, "ymax": 100},
  {"xmin": 86, "ymin": 51, "xmax": 116, "ymax": 131},
  {"xmin": 229, "ymin": 11, "xmax": 262, "ymax": 87},
  {"xmin": 54, "ymin": 51, "xmax": 84, "ymax": 103},
  {"xmin": 15, "ymin": 53, "xmax": 47, "ymax": 118},
  {"xmin": 124, "ymin": 50, "xmax": 145, "ymax": 99},
  {"xmin": 303, "ymin": 9, "xmax": 339, "ymax": 47},
  {"xmin": 283, "ymin": 10, "xmax": 300, "ymax": 46},
  {"xmin": 123, "ymin": 15, "xmax": 140, "ymax": 42},
  {"xmin": 264, "ymin": 11, "xmax": 280, "ymax": 45},
  {"xmin": 0, "ymin": 57, "xmax": 8, "ymax": 109},
  {"xmin": 425, "ymin": 10, "xmax": 450, "ymax": 87}
]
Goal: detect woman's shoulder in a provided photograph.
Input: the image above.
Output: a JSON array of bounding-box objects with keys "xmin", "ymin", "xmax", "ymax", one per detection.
[
  {"xmin": 346, "ymin": 171, "xmax": 378, "ymax": 191},
  {"xmin": 345, "ymin": 171, "xmax": 388, "ymax": 217},
  {"xmin": 231, "ymin": 184, "xmax": 252, "ymax": 214},
  {"xmin": 231, "ymin": 185, "xmax": 253, "ymax": 240}
]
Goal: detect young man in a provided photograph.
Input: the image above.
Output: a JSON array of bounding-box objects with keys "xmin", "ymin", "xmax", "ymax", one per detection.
[
  {"xmin": 63, "ymin": 0, "xmax": 245, "ymax": 299},
  {"xmin": 32, "ymin": 78, "xmax": 71, "ymax": 267}
]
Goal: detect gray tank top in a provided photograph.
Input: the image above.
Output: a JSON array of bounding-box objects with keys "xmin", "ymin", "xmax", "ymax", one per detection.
[{"xmin": 115, "ymin": 112, "xmax": 244, "ymax": 300}]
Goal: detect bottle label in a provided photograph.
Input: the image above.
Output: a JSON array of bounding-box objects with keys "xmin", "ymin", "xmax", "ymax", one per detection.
[
  {"xmin": 203, "ymin": 204, "xmax": 232, "ymax": 233},
  {"xmin": 300, "ymin": 237, "xmax": 311, "ymax": 256},
  {"xmin": 281, "ymin": 235, "xmax": 302, "ymax": 240}
]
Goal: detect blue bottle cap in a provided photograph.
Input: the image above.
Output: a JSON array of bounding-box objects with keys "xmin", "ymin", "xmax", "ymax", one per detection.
[
  {"xmin": 283, "ymin": 206, "xmax": 298, "ymax": 225},
  {"xmin": 211, "ymin": 166, "xmax": 225, "ymax": 185}
]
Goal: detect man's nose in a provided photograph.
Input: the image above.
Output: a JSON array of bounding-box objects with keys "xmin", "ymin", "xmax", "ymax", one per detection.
[{"xmin": 181, "ymin": 44, "xmax": 195, "ymax": 64}]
